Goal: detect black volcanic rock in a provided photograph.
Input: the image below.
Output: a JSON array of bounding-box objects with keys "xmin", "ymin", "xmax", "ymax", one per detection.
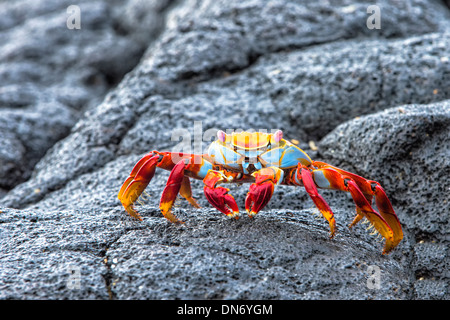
[
  {"xmin": 0, "ymin": 0, "xmax": 173, "ymax": 190},
  {"xmin": 0, "ymin": 0, "xmax": 449, "ymax": 300}
]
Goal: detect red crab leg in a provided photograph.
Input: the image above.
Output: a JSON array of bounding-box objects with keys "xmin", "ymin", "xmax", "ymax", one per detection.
[
  {"xmin": 118, "ymin": 153, "xmax": 159, "ymax": 220},
  {"xmin": 368, "ymin": 181, "xmax": 403, "ymax": 247},
  {"xmin": 118, "ymin": 151, "xmax": 206, "ymax": 221},
  {"xmin": 298, "ymin": 167, "xmax": 337, "ymax": 238},
  {"xmin": 311, "ymin": 162, "xmax": 402, "ymax": 254},
  {"xmin": 155, "ymin": 151, "xmax": 216, "ymax": 181},
  {"xmin": 159, "ymin": 158, "xmax": 201, "ymax": 223},
  {"xmin": 313, "ymin": 161, "xmax": 403, "ymax": 243},
  {"xmin": 245, "ymin": 167, "xmax": 284, "ymax": 218},
  {"xmin": 203, "ymin": 170, "xmax": 240, "ymax": 218}
]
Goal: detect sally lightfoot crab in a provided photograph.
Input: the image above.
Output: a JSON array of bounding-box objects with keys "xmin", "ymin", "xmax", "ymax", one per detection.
[{"xmin": 118, "ymin": 130, "xmax": 403, "ymax": 254}]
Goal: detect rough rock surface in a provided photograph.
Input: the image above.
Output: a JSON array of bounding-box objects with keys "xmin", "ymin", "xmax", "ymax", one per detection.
[
  {"xmin": 320, "ymin": 101, "xmax": 450, "ymax": 299},
  {"xmin": 0, "ymin": 0, "xmax": 449, "ymax": 300},
  {"xmin": 0, "ymin": 0, "xmax": 173, "ymax": 191}
]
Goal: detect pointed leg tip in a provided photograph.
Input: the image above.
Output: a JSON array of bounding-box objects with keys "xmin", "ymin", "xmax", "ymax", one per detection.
[
  {"xmin": 247, "ymin": 211, "xmax": 257, "ymax": 218},
  {"xmin": 124, "ymin": 205, "xmax": 143, "ymax": 221},
  {"xmin": 167, "ymin": 217, "xmax": 184, "ymax": 224},
  {"xmin": 229, "ymin": 211, "xmax": 240, "ymax": 219},
  {"xmin": 187, "ymin": 198, "xmax": 201, "ymax": 209},
  {"xmin": 329, "ymin": 219, "xmax": 336, "ymax": 237},
  {"xmin": 328, "ymin": 226, "xmax": 336, "ymax": 239},
  {"xmin": 160, "ymin": 208, "xmax": 184, "ymax": 224},
  {"xmin": 382, "ymin": 243, "xmax": 396, "ymax": 255}
]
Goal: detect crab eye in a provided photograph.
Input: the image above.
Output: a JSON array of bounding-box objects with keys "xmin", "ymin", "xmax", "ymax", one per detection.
[
  {"xmin": 272, "ymin": 130, "xmax": 283, "ymax": 144},
  {"xmin": 217, "ymin": 130, "xmax": 227, "ymax": 143}
]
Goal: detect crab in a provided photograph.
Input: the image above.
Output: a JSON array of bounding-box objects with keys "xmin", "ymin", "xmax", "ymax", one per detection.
[{"xmin": 118, "ymin": 130, "xmax": 403, "ymax": 254}]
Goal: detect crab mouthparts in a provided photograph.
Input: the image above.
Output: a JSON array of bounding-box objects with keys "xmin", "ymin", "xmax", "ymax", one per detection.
[{"xmin": 244, "ymin": 156, "xmax": 258, "ymax": 164}]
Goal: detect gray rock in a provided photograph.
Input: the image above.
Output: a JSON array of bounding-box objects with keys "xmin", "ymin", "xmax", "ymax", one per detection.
[
  {"xmin": 105, "ymin": 209, "xmax": 409, "ymax": 300},
  {"xmin": 0, "ymin": 207, "xmax": 118, "ymax": 299},
  {"xmin": 0, "ymin": 0, "xmax": 173, "ymax": 190},
  {"xmin": 0, "ymin": 0, "xmax": 449, "ymax": 300},
  {"xmin": 0, "ymin": 203, "xmax": 409, "ymax": 300},
  {"xmin": 319, "ymin": 101, "xmax": 450, "ymax": 299},
  {"xmin": 319, "ymin": 102, "xmax": 450, "ymax": 236},
  {"xmin": 4, "ymin": 31, "xmax": 449, "ymax": 209},
  {"xmin": 140, "ymin": 0, "xmax": 450, "ymax": 81}
]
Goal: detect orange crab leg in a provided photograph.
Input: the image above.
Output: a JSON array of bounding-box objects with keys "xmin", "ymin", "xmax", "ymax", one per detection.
[
  {"xmin": 369, "ymin": 181, "xmax": 403, "ymax": 248},
  {"xmin": 118, "ymin": 153, "xmax": 159, "ymax": 220},
  {"xmin": 345, "ymin": 179, "xmax": 395, "ymax": 252},
  {"xmin": 180, "ymin": 176, "xmax": 201, "ymax": 209},
  {"xmin": 312, "ymin": 161, "xmax": 403, "ymax": 240},
  {"xmin": 310, "ymin": 163, "xmax": 402, "ymax": 254},
  {"xmin": 118, "ymin": 151, "xmax": 209, "ymax": 221},
  {"xmin": 245, "ymin": 167, "xmax": 284, "ymax": 218},
  {"xmin": 156, "ymin": 152, "xmax": 215, "ymax": 181},
  {"xmin": 314, "ymin": 164, "xmax": 373, "ymax": 229}
]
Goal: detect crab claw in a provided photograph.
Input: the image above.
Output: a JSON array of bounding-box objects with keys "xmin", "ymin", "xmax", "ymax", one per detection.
[
  {"xmin": 118, "ymin": 153, "xmax": 159, "ymax": 221},
  {"xmin": 245, "ymin": 181, "xmax": 275, "ymax": 218},
  {"xmin": 204, "ymin": 186, "xmax": 240, "ymax": 218},
  {"xmin": 245, "ymin": 167, "xmax": 282, "ymax": 218},
  {"xmin": 203, "ymin": 170, "xmax": 239, "ymax": 218}
]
